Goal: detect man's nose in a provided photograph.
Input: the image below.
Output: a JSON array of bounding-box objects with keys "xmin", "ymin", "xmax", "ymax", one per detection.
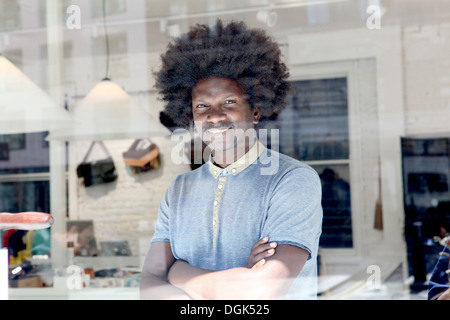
[{"xmin": 206, "ymin": 106, "xmax": 227, "ymax": 123}]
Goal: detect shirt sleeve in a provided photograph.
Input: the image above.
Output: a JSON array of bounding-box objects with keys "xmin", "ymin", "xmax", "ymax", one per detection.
[
  {"xmin": 261, "ymin": 166, "xmax": 323, "ymax": 260},
  {"xmin": 151, "ymin": 182, "xmax": 172, "ymax": 243}
]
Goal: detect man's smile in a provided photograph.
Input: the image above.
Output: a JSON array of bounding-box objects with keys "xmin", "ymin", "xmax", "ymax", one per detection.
[
  {"xmin": 207, "ymin": 127, "xmax": 232, "ymax": 134},
  {"xmin": 204, "ymin": 122, "xmax": 235, "ymax": 136}
]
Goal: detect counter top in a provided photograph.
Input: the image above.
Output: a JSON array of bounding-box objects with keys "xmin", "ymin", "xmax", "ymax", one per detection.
[{"xmin": 8, "ymin": 286, "xmax": 140, "ymax": 300}]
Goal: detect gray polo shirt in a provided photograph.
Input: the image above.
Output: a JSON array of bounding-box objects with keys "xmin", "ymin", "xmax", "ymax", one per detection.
[{"xmin": 152, "ymin": 141, "xmax": 323, "ymax": 299}]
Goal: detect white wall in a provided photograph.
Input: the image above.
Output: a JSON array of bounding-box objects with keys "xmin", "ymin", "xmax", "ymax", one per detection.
[{"xmin": 403, "ymin": 23, "xmax": 450, "ymax": 137}]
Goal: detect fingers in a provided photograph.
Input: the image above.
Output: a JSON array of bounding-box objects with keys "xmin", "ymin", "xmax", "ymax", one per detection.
[
  {"xmin": 248, "ymin": 237, "xmax": 277, "ymax": 268},
  {"xmin": 251, "ymin": 258, "xmax": 266, "ymax": 270},
  {"xmin": 251, "ymin": 237, "xmax": 270, "ymax": 250},
  {"xmin": 251, "ymin": 237, "xmax": 277, "ymax": 256},
  {"xmin": 252, "ymin": 242, "xmax": 277, "ymax": 263}
]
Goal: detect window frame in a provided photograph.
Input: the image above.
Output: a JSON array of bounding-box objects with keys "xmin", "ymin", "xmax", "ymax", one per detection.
[
  {"xmin": 288, "ymin": 62, "xmax": 363, "ymax": 263},
  {"xmin": 278, "ymin": 76, "xmax": 353, "ymax": 248},
  {"xmin": 286, "ymin": 27, "xmax": 407, "ymax": 280}
]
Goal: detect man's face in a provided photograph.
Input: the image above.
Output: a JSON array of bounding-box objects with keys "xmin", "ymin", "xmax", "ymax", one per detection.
[{"xmin": 191, "ymin": 77, "xmax": 260, "ymax": 154}]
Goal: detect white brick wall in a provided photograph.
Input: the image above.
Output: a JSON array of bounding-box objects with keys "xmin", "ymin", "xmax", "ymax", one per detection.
[{"xmin": 70, "ymin": 136, "xmax": 191, "ymax": 259}]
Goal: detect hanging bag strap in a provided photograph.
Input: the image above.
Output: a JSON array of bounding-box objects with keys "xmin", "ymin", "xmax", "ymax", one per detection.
[
  {"xmin": 82, "ymin": 141, "xmax": 112, "ymax": 163},
  {"xmin": 82, "ymin": 141, "xmax": 96, "ymax": 163},
  {"xmin": 129, "ymin": 139, "xmax": 142, "ymax": 151},
  {"xmin": 97, "ymin": 141, "xmax": 112, "ymax": 158}
]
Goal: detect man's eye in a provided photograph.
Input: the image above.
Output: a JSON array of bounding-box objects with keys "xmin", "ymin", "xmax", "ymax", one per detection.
[
  {"xmin": 196, "ymin": 104, "xmax": 208, "ymax": 108},
  {"xmin": 224, "ymin": 100, "xmax": 237, "ymax": 105}
]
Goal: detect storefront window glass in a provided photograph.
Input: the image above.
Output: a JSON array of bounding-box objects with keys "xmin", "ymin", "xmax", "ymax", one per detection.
[
  {"xmin": 275, "ymin": 78, "xmax": 352, "ymax": 248},
  {"xmin": 1, "ymin": 0, "xmax": 449, "ymax": 302}
]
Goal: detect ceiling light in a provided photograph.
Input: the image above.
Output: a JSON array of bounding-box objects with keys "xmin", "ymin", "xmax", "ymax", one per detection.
[
  {"xmin": 256, "ymin": 10, "xmax": 278, "ymax": 27},
  {"xmin": 0, "ymin": 55, "xmax": 74, "ymax": 134},
  {"xmin": 46, "ymin": 78, "xmax": 170, "ymax": 141},
  {"xmin": 47, "ymin": 0, "xmax": 169, "ymax": 141}
]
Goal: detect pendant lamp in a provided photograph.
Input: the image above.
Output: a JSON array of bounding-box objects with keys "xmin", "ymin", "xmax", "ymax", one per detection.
[
  {"xmin": 46, "ymin": 0, "xmax": 169, "ymax": 142},
  {"xmin": 0, "ymin": 55, "xmax": 74, "ymax": 134},
  {"xmin": 46, "ymin": 77, "xmax": 170, "ymax": 141}
]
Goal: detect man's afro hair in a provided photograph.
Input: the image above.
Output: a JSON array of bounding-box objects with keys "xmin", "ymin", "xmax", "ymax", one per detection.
[{"xmin": 154, "ymin": 19, "xmax": 290, "ymax": 128}]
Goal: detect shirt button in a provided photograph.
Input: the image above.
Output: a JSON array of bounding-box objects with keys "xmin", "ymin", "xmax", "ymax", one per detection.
[
  {"xmin": 213, "ymin": 220, "xmax": 216, "ymax": 226},
  {"xmin": 218, "ymin": 184, "xmax": 223, "ymax": 190},
  {"xmin": 231, "ymin": 169, "xmax": 236, "ymax": 174},
  {"xmin": 214, "ymin": 200, "xmax": 218, "ymax": 206},
  {"xmin": 214, "ymin": 171, "xmax": 217, "ymax": 176}
]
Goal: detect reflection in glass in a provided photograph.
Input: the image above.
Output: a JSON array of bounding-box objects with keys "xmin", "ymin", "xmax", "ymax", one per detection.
[
  {"xmin": 0, "ymin": 181, "xmax": 50, "ymax": 216},
  {"xmin": 275, "ymin": 78, "xmax": 352, "ymax": 248},
  {"xmin": 278, "ymin": 78, "xmax": 349, "ymax": 161},
  {"xmin": 0, "ymin": 132, "xmax": 49, "ymax": 174},
  {"xmin": 401, "ymin": 137, "xmax": 450, "ymax": 286},
  {"xmin": 314, "ymin": 164, "xmax": 352, "ymax": 248},
  {"xmin": 0, "ymin": 181, "xmax": 51, "ymax": 267}
]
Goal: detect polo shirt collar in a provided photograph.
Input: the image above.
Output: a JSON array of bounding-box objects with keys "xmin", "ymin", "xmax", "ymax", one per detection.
[{"xmin": 208, "ymin": 140, "xmax": 265, "ymax": 178}]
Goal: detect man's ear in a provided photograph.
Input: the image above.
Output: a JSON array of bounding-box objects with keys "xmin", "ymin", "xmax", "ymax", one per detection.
[{"xmin": 252, "ymin": 107, "xmax": 261, "ymax": 124}]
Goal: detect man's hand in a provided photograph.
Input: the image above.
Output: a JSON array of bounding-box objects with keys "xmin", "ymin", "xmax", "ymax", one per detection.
[
  {"xmin": 438, "ymin": 287, "xmax": 450, "ymax": 300},
  {"xmin": 245, "ymin": 237, "xmax": 277, "ymax": 269}
]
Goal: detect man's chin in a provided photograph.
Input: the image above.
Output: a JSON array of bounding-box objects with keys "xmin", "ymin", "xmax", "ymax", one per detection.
[{"xmin": 206, "ymin": 142, "xmax": 235, "ymax": 153}]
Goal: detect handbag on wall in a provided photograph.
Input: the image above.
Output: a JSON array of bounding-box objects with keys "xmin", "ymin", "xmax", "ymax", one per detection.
[
  {"xmin": 122, "ymin": 139, "xmax": 161, "ymax": 174},
  {"xmin": 76, "ymin": 141, "xmax": 118, "ymax": 187}
]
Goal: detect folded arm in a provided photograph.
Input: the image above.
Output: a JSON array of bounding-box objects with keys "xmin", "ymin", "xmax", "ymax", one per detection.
[
  {"xmin": 140, "ymin": 241, "xmax": 192, "ymax": 300},
  {"xmin": 167, "ymin": 244, "xmax": 309, "ymax": 300}
]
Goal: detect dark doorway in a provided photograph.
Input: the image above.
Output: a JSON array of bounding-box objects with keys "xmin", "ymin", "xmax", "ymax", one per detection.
[{"xmin": 401, "ymin": 137, "xmax": 450, "ymax": 291}]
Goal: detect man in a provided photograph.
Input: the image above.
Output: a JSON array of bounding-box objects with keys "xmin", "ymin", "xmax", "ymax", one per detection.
[{"xmin": 140, "ymin": 20, "xmax": 322, "ymax": 300}]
